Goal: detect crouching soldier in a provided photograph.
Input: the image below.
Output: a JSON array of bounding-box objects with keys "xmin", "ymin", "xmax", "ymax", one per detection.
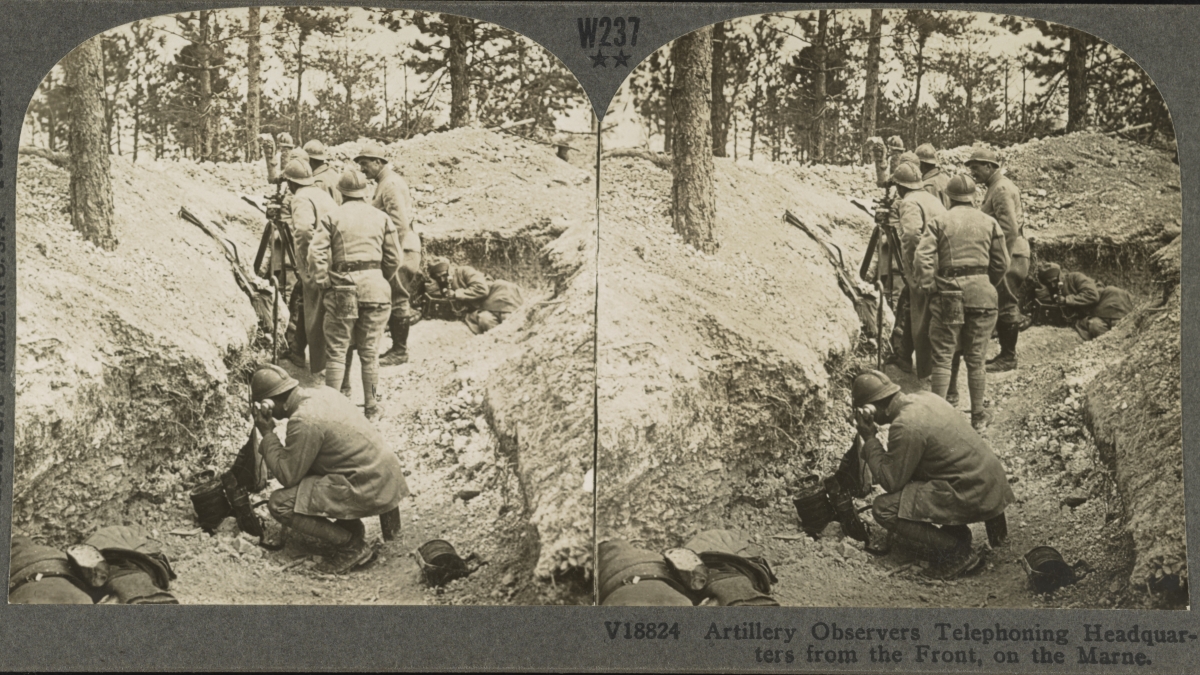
[
  {"xmin": 250, "ymin": 364, "xmax": 408, "ymax": 574},
  {"xmin": 426, "ymin": 257, "xmax": 524, "ymax": 334},
  {"xmin": 1032, "ymin": 263, "xmax": 1134, "ymax": 340},
  {"xmin": 852, "ymin": 370, "xmax": 1015, "ymax": 579}
]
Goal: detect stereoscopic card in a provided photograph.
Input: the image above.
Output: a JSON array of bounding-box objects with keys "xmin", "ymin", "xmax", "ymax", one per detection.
[{"xmin": 1, "ymin": 2, "xmax": 1196, "ymax": 673}]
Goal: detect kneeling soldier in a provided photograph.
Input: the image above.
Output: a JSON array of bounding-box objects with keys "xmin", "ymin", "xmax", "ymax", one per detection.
[
  {"xmin": 250, "ymin": 364, "xmax": 408, "ymax": 574},
  {"xmin": 425, "ymin": 257, "xmax": 524, "ymax": 334},
  {"xmin": 852, "ymin": 370, "xmax": 1015, "ymax": 579}
]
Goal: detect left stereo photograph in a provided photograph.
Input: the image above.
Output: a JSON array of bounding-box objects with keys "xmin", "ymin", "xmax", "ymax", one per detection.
[{"xmin": 11, "ymin": 6, "xmax": 597, "ymax": 605}]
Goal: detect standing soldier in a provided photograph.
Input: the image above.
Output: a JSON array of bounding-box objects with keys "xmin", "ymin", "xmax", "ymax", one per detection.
[
  {"xmin": 869, "ymin": 139, "xmax": 921, "ymax": 312},
  {"xmin": 889, "ymin": 163, "xmax": 947, "ymax": 381},
  {"xmin": 280, "ymin": 159, "xmax": 339, "ymax": 373},
  {"xmin": 914, "ymin": 175, "xmax": 1010, "ymax": 430},
  {"xmin": 303, "ymin": 139, "xmax": 343, "ymax": 206},
  {"xmin": 309, "ymin": 169, "xmax": 401, "ymax": 419},
  {"xmin": 966, "ymin": 148, "xmax": 1029, "ymax": 373},
  {"xmin": 354, "ymin": 143, "xmax": 422, "ymax": 366},
  {"xmin": 915, "ymin": 143, "xmax": 952, "ymax": 210}
]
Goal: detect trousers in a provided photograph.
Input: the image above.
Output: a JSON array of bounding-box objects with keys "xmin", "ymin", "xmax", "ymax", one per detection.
[
  {"xmin": 929, "ymin": 303, "xmax": 997, "ymax": 414},
  {"xmin": 323, "ymin": 299, "xmax": 390, "ymax": 410},
  {"xmin": 390, "ymin": 250, "xmax": 423, "ymax": 321},
  {"xmin": 997, "ymin": 255, "xmax": 1029, "ymax": 325}
]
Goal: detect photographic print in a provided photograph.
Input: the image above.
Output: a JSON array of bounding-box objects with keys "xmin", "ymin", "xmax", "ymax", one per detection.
[
  {"xmin": 595, "ymin": 9, "xmax": 1183, "ymax": 611},
  {"xmin": 12, "ymin": 6, "xmax": 597, "ymax": 606}
]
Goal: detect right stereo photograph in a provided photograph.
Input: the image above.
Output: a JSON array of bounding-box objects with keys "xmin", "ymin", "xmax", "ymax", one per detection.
[{"xmin": 596, "ymin": 9, "xmax": 1183, "ymax": 610}]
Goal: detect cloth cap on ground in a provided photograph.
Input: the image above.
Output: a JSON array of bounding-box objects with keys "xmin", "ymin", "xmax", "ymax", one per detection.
[
  {"xmin": 250, "ymin": 364, "xmax": 299, "ymax": 401},
  {"xmin": 683, "ymin": 529, "xmax": 776, "ymax": 595},
  {"xmin": 967, "ymin": 146, "xmax": 1001, "ymax": 167},
  {"xmin": 852, "ymin": 369, "xmax": 901, "ymax": 408},
  {"xmin": 429, "ymin": 258, "xmax": 451, "ymax": 276},
  {"xmin": 946, "ymin": 175, "xmax": 977, "ymax": 201},
  {"xmin": 84, "ymin": 525, "xmax": 176, "ymax": 590},
  {"xmin": 889, "ymin": 163, "xmax": 924, "ymax": 190},
  {"xmin": 916, "ymin": 143, "xmax": 939, "ymax": 163},
  {"xmin": 302, "ymin": 139, "xmax": 328, "ymax": 161},
  {"xmin": 1038, "ymin": 263, "xmax": 1062, "ymax": 284},
  {"xmin": 282, "ymin": 159, "xmax": 314, "ymax": 186},
  {"xmin": 354, "ymin": 142, "xmax": 389, "ymax": 163},
  {"xmin": 337, "ymin": 168, "xmax": 372, "ymax": 198},
  {"xmin": 887, "ymin": 135, "xmax": 905, "ymax": 151}
]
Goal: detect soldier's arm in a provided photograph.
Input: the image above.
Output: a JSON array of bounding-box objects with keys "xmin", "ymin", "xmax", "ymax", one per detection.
[
  {"xmin": 860, "ymin": 420, "xmax": 923, "ymax": 494},
  {"xmin": 308, "ymin": 216, "xmax": 334, "ymax": 289},
  {"xmin": 896, "ymin": 199, "xmax": 925, "ymax": 280},
  {"xmin": 987, "ymin": 220, "xmax": 1011, "ymax": 286},
  {"xmin": 258, "ymin": 414, "xmax": 321, "ymax": 488},
  {"xmin": 290, "ymin": 197, "xmax": 318, "ymax": 259},
  {"xmin": 380, "ymin": 217, "xmax": 401, "ymax": 281},
  {"xmin": 453, "ymin": 267, "xmax": 490, "ymax": 301},
  {"xmin": 1063, "ymin": 273, "xmax": 1101, "ymax": 307},
  {"xmin": 991, "ymin": 186, "xmax": 1020, "ymax": 250},
  {"xmin": 913, "ymin": 222, "xmax": 939, "ymax": 292},
  {"xmin": 378, "ymin": 180, "xmax": 413, "ymax": 231}
]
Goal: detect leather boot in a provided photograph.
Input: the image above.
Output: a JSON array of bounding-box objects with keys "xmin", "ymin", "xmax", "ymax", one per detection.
[
  {"xmin": 285, "ymin": 514, "xmax": 352, "ymax": 548},
  {"xmin": 340, "ymin": 348, "xmax": 354, "ymax": 397},
  {"xmin": 379, "ymin": 317, "xmax": 409, "ymax": 366},
  {"xmin": 946, "ymin": 352, "xmax": 961, "ymax": 405},
  {"xmin": 891, "ymin": 520, "xmax": 979, "ymax": 580},
  {"xmin": 987, "ymin": 323, "xmax": 1018, "ymax": 372}
]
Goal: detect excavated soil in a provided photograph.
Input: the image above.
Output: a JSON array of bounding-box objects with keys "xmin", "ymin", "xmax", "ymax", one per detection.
[
  {"xmin": 14, "ymin": 128, "xmax": 597, "ymax": 605},
  {"xmin": 597, "ymin": 132, "xmax": 1182, "ymax": 609}
]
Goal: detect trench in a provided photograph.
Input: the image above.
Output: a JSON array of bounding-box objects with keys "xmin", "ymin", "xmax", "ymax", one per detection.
[{"xmin": 1030, "ymin": 235, "xmax": 1163, "ymax": 297}]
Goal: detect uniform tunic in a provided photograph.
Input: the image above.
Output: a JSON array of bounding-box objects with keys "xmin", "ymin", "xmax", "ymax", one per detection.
[
  {"xmin": 862, "ymin": 392, "xmax": 1015, "ymax": 525},
  {"xmin": 897, "ymin": 190, "xmax": 947, "ymax": 379},
  {"xmin": 311, "ymin": 163, "xmax": 343, "ymax": 206},
  {"xmin": 980, "ymin": 170, "xmax": 1029, "ymax": 325},
  {"xmin": 289, "ymin": 185, "xmax": 340, "ymax": 373},
  {"xmin": 372, "ymin": 165, "xmax": 423, "ymax": 319},
  {"xmin": 260, "ymin": 386, "xmax": 409, "ymax": 519},
  {"xmin": 921, "ymin": 167, "xmax": 952, "ymax": 210}
]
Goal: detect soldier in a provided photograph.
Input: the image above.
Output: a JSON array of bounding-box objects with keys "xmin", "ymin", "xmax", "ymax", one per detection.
[
  {"xmin": 869, "ymin": 142, "xmax": 921, "ymax": 310},
  {"xmin": 966, "ymin": 147, "xmax": 1029, "ymax": 373},
  {"xmin": 916, "ymin": 143, "xmax": 952, "ymax": 210},
  {"xmin": 303, "ymin": 139, "xmax": 343, "ymax": 206},
  {"xmin": 851, "ymin": 370, "xmax": 1015, "ymax": 580},
  {"xmin": 1032, "ymin": 263, "xmax": 1135, "ymax": 340},
  {"xmin": 250, "ymin": 364, "xmax": 408, "ymax": 574},
  {"xmin": 425, "ymin": 257, "xmax": 525, "ymax": 334},
  {"xmin": 279, "ymin": 159, "xmax": 339, "ymax": 373},
  {"xmin": 914, "ymin": 175, "xmax": 1010, "ymax": 430},
  {"xmin": 309, "ymin": 169, "xmax": 401, "ymax": 419},
  {"xmin": 354, "ymin": 143, "xmax": 422, "ymax": 366},
  {"xmin": 888, "ymin": 163, "xmax": 947, "ymax": 380}
]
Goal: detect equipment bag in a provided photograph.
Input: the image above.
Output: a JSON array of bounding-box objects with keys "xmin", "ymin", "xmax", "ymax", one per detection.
[
  {"xmin": 327, "ymin": 284, "xmax": 359, "ymax": 320},
  {"xmin": 937, "ymin": 290, "xmax": 965, "ymax": 326}
]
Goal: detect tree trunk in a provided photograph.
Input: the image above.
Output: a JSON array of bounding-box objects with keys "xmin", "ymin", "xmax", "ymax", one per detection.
[
  {"xmin": 293, "ymin": 37, "xmax": 305, "ymax": 141},
  {"xmin": 813, "ymin": 10, "xmax": 829, "ymax": 163},
  {"xmin": 447, "ymin": 14, "xmax": 471, "ymax": 128},
  {"xmin": 64, "ymin": 37, "xmax": 117, "ymax": 250},
  {"xmin": 910, "ymin": 35, "xmax": 928, "ymax": 143},
  {"xmin": 1066, "ymin": 28, "xmax": 1090, "ymax": 132},
  {"xmin": 247, "ymin": 6, "xmax": 261, "ymax": 161},
  {"xmin": 132, "ymin": 81, "xmax": 142, "ymax": 163},
  {"xmin": 669, "ymin": 27, "xmax": 718, "ymax": 253},
  {"xmin": 710, "ymin": 21, "xmax": 729, "ymax": 157},
  {"xmin": 860, "ymin": 9, "xmax": 882, "ymax": 162},
  {"xmin": 198, "ymin": 10, "xmax": 214, "ymax": 162}
]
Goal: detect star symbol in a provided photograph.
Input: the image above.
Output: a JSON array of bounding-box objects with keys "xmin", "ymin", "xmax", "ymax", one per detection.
[
  {"xmin": 590, "ymin": 49, "xmax": 608, "ymax": 68},
  {"xmin": 613, "ymin": 49, "xmax": 631, "ymax": 68}
]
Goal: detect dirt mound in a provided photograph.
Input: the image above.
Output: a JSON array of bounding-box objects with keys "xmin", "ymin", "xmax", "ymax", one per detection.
[
  {"xmin": 597, "ymin": 153, "xmax": 874, "ymax": 548},
  {"xmin": 15, "ymin": 153, "xmax": 265, "ymax": 542}
]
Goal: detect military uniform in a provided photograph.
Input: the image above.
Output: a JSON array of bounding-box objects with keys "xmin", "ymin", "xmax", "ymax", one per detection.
[
  {"xmin": 895, "ymin": 188, "xmax": 947, "ymax": 379},
  {"xmin": 309, "ymin": 193, "xmax": 401, "ymax": 415},
  {"xmin": 287, "ymin": 184, "xmax": 339, "ymax": 373},
  {"xmin": 311, "ymin": 163, "xmax": 344, "ymax": 206},
  {"xmin": 921, "ymin": 167, "xmax": 952, "ymax": 210},
  {"xmin": 372, "ymin": 165, "xmax": 423, "ymax": 321},
  {"xmin": 980, "ymin": 169, "xmax": 1029, "ymax": 326},
  {"xmin": 436, "ymin": 264, "xmax": 525, "ymax": 334},
  {"xmin": 915, "ymin": 198, "xmax": 1010, "ymax": 418}
]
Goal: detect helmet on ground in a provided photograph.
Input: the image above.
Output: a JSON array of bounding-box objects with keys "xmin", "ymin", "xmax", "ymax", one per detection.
[
  {"xmin": 915, "ymin": 143, "xmax": 938, "ymax": 164},
  {"xmin": 337, "ymin": 169, "xmax": 371, "ymax": 198},
  {"xmin": 354, "ymin": 143, "xmax": 389, "ymax": 164},
  {"xmin": 251, "ymin": 365, "xmax": 299, "ymax": 401},
  {"xmin": 282, "ymin": 159, "xmax": 314, "ymax": 186},
  {"xmin": 945, "ymin": 175, "xmax": 977, "ymax": 202},
  {"xmin": 302, "ymin": 139, "xmax": 328, "ymax": 161},
  {"xmin": 966, "ymin": 147, "xmax": 1001, "ymax": 167},
  {"xmin": 429, "ymin": 257, "xmax": 450, "ymax": 276},
  {"xmin": 889, "ymin": 163, "xmax": 923, "ymax": 190},
  {"xmin": 852, "ymin": 370, "xmax": 901, "ymax": 408},
  {"xmin": 1037, "ymin": 263, "xmax": 1062, "ymax": 284}
]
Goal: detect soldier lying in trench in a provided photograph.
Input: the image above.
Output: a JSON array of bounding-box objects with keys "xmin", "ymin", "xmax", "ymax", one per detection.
[
  {"xmin": 1026, "ymin": 263, "xmax": 1135, "ymax": 340},
  {"xmin": 415, "ymin": 257, "xmax": 524, "ymax": 334}
]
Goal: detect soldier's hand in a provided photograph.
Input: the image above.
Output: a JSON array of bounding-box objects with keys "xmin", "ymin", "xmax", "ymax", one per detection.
[
  {"xmin": 252, "ymin": 400, "xmax": 276, "ymax": 433},
  {"xmin": 854, "ymin": 406, "xmax": 878, "ymax": 439}
]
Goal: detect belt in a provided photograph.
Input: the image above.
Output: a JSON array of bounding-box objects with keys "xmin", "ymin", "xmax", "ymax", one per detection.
[
  {"xmin": 334, "ymin": 261, "xmax": 381, "ymax": 273},
  {"xmin": 940, "ymin": 265, "xmax": 988, "ymax": 278},
  {"xmin": 599, "ymin": 561, "xmax": 690, "ymax": 602},
  {"xmin": 9, "ymin": 559, "xmax": 83, "ymax": 593}
]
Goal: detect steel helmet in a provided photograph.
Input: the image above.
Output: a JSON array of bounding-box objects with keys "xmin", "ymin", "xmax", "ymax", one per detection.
[
  {"xmin": 887, "ymin": 135, "xmax": 905, "ymax": 152},
  {"xmin": 283, "ymin": 147, "xmax": 309, "ymax": 163},
  {"xmin": 852, "ymin": 370, "xmax": 901, "ymax": 408},
  {"xmin": 428, "ymin": 257, "xmax": 450, "ymax": 276},
  {"xmin": 1037, "ymin": 263, "xmax": 1062, "ymax": 284},
  {"xmin": 889, "ymin": 163, "xmax": 924, "ymax": 190},
  {"xmin": 337, "ymin": 169, "xmax": 372, "ymax": 198},
  {"xmin": 250, "ymin": 365, "xmax": 299, "ymax": 402},
  {"xmin": 966, "ymin": 147, "xmax": 1001, "ymax": 167},
  {"xmin": 354, "ymin": 143, "xmax": 389, "ymax": 164},
  {"xmin": 302, "ymin": 139, "xmax": 328, "ymax": 161},
  {"xmin": 915, "ymin": 143, "xmax": 938, "ymax": 164},
  {"xmin": 945, "ymin": 174, "xmax": 977, "ymax": 202},
  {"xmin": 281, "ymin": 159, "xmax": 314, "ymax": 186},
  {"xmin": 277, "ymin": 132, "xmax": 295, "ymax": 148},
  {"xmin": 897, "ymin": 151, "xmax": 920, "ymax": 169}
]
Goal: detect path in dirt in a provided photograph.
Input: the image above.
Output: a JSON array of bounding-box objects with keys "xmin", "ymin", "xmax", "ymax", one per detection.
[
  {"xmin": 727, "ymin": 326, "xmax": 1153, "ymax": 610},
  {"xmin": 168, "ymin": 318, "xmax": 566, "ymax": 605}
]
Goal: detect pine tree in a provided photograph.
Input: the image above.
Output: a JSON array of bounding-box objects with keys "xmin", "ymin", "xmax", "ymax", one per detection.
[
  {"xmin": 64, "ymin": 36, "xmax": 117, "ymax": 250},
  {"xmin": 670, "ymin": 26, "xmax": 717, "ymax": 253}
]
